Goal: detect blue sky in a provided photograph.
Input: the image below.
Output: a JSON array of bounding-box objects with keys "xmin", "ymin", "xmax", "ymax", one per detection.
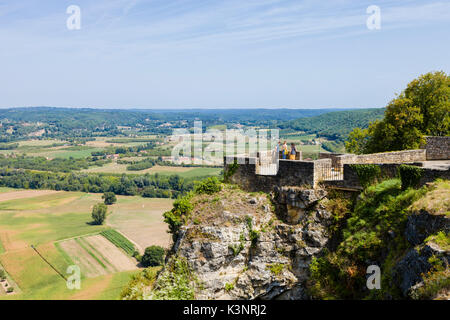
[{"xmin": 0, "ymin": 0, "xmax": 449, "ymax": 109}]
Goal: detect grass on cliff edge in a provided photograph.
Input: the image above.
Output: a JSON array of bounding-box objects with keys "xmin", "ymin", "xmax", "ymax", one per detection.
[
  {"xmin": 307, "ymin": 178, "xmax": 437, "ymax": 300},
  {"xmin": 410, "ymin": 179, "xmax": 450, "ymax": 216}
]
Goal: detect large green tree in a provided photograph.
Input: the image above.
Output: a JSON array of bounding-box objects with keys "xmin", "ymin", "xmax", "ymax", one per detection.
[
  {"xmin": 91, "ymin": 203, "xmax": 107, "ymax": 225},
  {"xmin": 346, "ymin": 71, "xmax": 450, "ymax": 154}
]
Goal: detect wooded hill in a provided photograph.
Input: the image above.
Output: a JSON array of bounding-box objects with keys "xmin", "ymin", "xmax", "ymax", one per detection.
[{"xmin": 280, "ymin": 108, "xmax": 385, "ymax": 140}]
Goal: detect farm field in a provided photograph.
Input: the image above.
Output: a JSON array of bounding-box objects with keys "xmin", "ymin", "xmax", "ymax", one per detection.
[
  {"xmin": 0, "ymin": 189, "xmax": 172, "ymax": 299},
  {"xmin": 107, "ymin": 197, "xmax": 173, "ymax": 250},
  {"xmin": 0, "ymin": 137, "xmax": 153, "ymax": 159},
  {"xmin": 0, "ymin": 143, "xmax": 104, "ymax": 159},
  {"xmin": 81, "ymin": 162, "xmax": 222, "ymax": 178},
  {"xmin": 57, "ymin": 235, "xmax": 138, "ymax": 277}
]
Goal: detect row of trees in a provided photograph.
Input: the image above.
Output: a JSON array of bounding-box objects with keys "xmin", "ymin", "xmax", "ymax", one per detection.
[
  {"xmin": 91, "ymin": 142, "xmax": 157, "ymax": 157},
  {"xmin": 0, "ymin": 154, "xmax": 110, "ymax": 172},
  {"xmin": 0, "ymin": 169, "xmax": 194, "ymax": 199}
]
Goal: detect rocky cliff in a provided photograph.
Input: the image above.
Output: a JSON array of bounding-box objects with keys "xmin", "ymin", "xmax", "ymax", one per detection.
[
  {"xmin": 163, "ymin": 185, "xmax": 332, "ymax": 300},
  {"xmin": 122, "ymin": 178, "xmax": 449, "ymax": 300}
]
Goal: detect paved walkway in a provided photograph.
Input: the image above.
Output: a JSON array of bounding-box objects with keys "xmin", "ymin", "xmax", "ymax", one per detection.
[{"xmin": 420, "ymin": 160, "xmax": 450, "ymax": 170}]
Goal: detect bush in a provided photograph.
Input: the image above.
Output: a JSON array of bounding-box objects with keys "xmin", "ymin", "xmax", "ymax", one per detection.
[
  {"xmin": 121, "ymin": 267, "xmax": 160, "ymax": 300},
  {"xmin": 141, "ymin": 246, "xmax": 165, "ymax": 267},
  {"xmin": 350, "ymin": 164, "xmax": 381, "ymax": 188},
  {"xmin": 146, "ymin": 257, "xmax": 198, "ymax": 300},
  {"xmin": 398, "ymin": 165, "xmax": 423, "ymax": 190},
  {"xmin": 224, "ymin": 160, "xmax": 239, "ymax": 182},
  {"xmin": 127, "ymin": 160, "xmax": 156, "ymax": 171},
  {"xmin": 163, "ymin": 194, "xmax": 193, "ymax": 241},
  {"xmin": 194, "ymin": 177, "xmax": 222, "ymax": 195},
  {"xmin": 91, "ymin": 203, "xmax": 107, "ymax": 225},
  {"xmin": 102, "ymin": 192, "xmax": 117, "ymax": 205},
  {"xmin": 132, "ymin": 250, "xmax": 142, "ymax": 262}
]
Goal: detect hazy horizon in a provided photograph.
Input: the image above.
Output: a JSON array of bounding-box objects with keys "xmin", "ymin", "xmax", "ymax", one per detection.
[{"xmin": 0, "ymin": 106, "xmax": 384, "ymax": 111}]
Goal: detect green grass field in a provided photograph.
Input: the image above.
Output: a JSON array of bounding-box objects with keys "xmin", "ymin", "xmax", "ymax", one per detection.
[
  {"xmin": 156, "ymin": 167, "xmax": 222, "ymax": 178},
  {"xmin": 100, "ymin": 230, "xmax": 136, "ymax": 256},
  {"xmin": 0, "ymin": 190, "xmax": 172, "ymax": 299},
  {"xmin": 81, "ymin": 162, "xmax": 222, "ymax": 178}
]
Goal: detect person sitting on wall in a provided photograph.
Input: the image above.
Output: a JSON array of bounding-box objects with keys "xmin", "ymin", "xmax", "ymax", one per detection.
[{"xmin": 290, "ymin": 143, "xmax": 297, "ymax": 160}]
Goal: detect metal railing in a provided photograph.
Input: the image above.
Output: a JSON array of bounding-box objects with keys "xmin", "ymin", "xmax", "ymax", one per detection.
[
  {"xmin": 318, "ymin": 163, "xmax": 344, "ymax": 181},
  {"xmin": 255, "ymin": 150, "xmax": 279, "ymax": 176}
]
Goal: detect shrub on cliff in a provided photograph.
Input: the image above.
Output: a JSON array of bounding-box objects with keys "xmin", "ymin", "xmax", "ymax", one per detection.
[
  {"xmin": 146, "ymin": 257, "xmax": 199, "ymax": 300},
  {"xmin": 163, "ymin": 193, "xmax": 194, "ymax": 241},
  {"xmin": 194, "ymin": 177, "xmax": 222, "ymax": 195}
]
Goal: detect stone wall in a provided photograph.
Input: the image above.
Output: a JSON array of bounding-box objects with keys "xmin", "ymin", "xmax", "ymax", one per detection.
[
  {"xmin": 319, "ymin": 153, "xmax": 345, "ymax": 167},
  {"xmin": 323, "ymin": 162, "xmax": 450, "ymax": 190},
  {"xmin": 225, "ymin": 147, "xmax": 449, "ymax": 193},
  {"xmin": 338, "ymin": 163, "xmax": 402, "ymax": 189},
  {"xmin": 224, "ymin": 156, "xmax": 318, "ymax": 192},
  {"xmin": 424, "ymin": 136, "xmax": 450, "ymax": 160},
  {"xmin": 419, "ymin": 167, "xmax": 450, "ymax": 185},
  {"xmin": 335, "ymin": 149, "xmax": 426, "ymax": 166}
]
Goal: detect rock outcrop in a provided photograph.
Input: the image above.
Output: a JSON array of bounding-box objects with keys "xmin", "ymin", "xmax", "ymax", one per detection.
[
  {"xmin": 405, "ymin": 210, "xmax": 449, "ymax": 246},
  {"xmin": 165, "ymin": 186, "xmax": 332, "ymax": 300},
  {"xmin": 392, "ymin": 242, "xmax": 448, "ymax": 297},
  {"xmin": 144, "ymin": 180, "xmax": 449, "ymax": 300},
  {"xmin": 392, "ymin": 200, "xmax": 449, "ymax": 298}
]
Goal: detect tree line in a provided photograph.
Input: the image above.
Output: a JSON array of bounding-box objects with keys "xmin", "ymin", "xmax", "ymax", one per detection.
[
  {"xmin": 0, "ymin": 169, "xmax": 195, "ymax": 199},
  {"xmin": 0, "ymin": 154, "xmax": 110, "ymax": 172}
]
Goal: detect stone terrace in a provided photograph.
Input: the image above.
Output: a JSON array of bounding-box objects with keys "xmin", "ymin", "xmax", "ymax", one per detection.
[{"xmin": 224, "ymin": 136, "xmax": 450, "ymax": 191}]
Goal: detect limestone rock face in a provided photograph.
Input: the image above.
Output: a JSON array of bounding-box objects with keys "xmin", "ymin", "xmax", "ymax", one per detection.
[
  {"xmin": 274, "ymin": 186, "xmax": 328, "ymax": 224},
  {"xmin": 405, "ymin": 210, "xmax": 449, "ymax": 246},
  {"xmin": 392, "ymin": 243, "xmax": 448, "ymax": 297},
  {"xmin": 166, "ymin": 188, "xmax": 332, "ymax": 300},
  {"xmin": 392, "ymin": 210, "xmax": 449, "ymax": 297}
]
